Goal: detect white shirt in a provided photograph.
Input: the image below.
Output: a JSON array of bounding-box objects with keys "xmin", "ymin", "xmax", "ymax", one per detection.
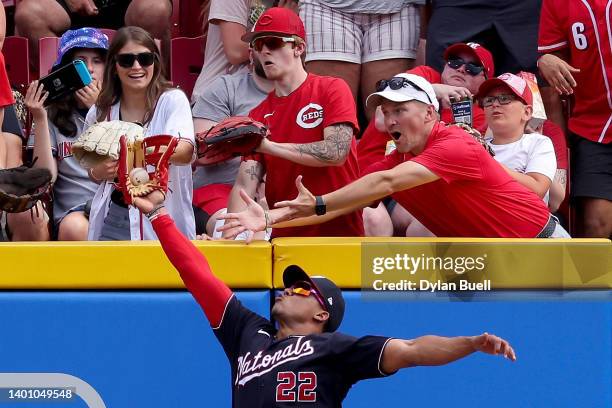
[
  {"xmin": 86, "ymin": 89, "xmax": 196, "ymax": 240},
  {"xmin": 488, "ymin": 132, "xmax": 557, "ymax": 204}
]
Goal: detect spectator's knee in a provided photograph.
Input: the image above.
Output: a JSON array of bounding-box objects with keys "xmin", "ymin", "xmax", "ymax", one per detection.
[
  {"xmin": 363, "ymin": 205, "xmax": 393, "ymax": 237},
  {"xmin": 125, "ymin": 0, "xmax": 172, "ymax": 38},
  {"xmin": 7, "ymin": 208, "xmax": 50, "ymax": 241},
  {"xmin": 15, "ymin": 0, "xmax": 47, "ymax": 30},
  {"xmin": 582, "ymin": 212, "xmax": 612, "ymax": 238},
  {"xmin": 57, "ymin": 212, "xmax": 89, "ymax": 241}
]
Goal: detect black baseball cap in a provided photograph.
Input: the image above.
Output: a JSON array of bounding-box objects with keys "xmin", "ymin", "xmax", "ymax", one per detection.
[{"xmin": 283, "ymin": 265, "xmax": 345, "ymax": 332}]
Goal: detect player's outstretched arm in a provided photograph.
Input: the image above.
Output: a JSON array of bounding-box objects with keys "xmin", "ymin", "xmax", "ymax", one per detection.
[
  {"xmin": 133, "ymin": 191, "xmax": 232, "ymax": 327},
  {"xmin": 381, "ymin": 333, "xmax": 516, "ymax": 373}
]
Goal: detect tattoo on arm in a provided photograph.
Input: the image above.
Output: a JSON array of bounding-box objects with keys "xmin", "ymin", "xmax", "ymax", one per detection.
[
  {"xmin": 554, "ymin": 169, "xmax": 567, "ymax": 186},
  {"xmin": 244, "ymin": 162, "xmax": 264, "ymax": 183},
  {"xmin": 294, "ymin": 124, "xmax": 353, "ymax": 163}
]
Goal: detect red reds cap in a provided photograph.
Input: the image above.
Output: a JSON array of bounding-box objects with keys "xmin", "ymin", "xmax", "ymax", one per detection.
[
  {"xmin": 241, "ymin": 7, "xmax": 306, "ymax": 43},
  {"xmin": 476, "ymin": 72, "xmax": 534, "ymax": 105},
  {"xmin": 444, "ymin": 42, "xmax": 495, "ymax": 79},
  {"xmin": 283, "ymin": 265, "xmax": 345, "ymax": 332}
]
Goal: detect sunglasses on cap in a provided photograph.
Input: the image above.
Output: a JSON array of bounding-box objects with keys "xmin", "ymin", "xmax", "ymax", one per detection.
[
  {"xmin": 289, "ymin": 281, "xmax": 328, "ymax": 311},
  {"xmin": 115, "ymin": 52, "xmax": 156, "ymax": 68},
  {"xmin": 447, "ymin": 57, "xmax": 485, "ymax": 77},
  {"xmin": 375, "ymin": 77, "xmax": 434, "ymax": 105},
  {"xmin": 251, "ymin": 36, "xmax": 296, "ymax": 52},
  {"xmin": 479, "ymin": 93, "xmax": 518, "ymax": 108}
]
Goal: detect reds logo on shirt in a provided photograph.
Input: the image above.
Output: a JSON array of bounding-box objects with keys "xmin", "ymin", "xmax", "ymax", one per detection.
[
  {"xmin": 57, "ymin": 141, "xmax": 73, "ymax": 161},
  {"xmin": 297, "ymin": 103, "xmax": 324, "ymax": 129}
]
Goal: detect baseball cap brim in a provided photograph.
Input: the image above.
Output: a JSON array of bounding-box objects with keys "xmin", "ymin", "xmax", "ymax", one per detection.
[
  {"xmin": 476, "ymin": 78, "xmax": 530, "ymax": 105},
  {"xmin": 283, "ymin": 265, "xmax": 318, "ymax": 292},
  {"xmin": 366, "ymin": 89, "xmax": 431, "ymax": 109},
  {"xmin": 242, "ymin": 30, "xmax": 292, "ymax": 43},
  {"xmin": 444, "ymin": 43, "xmax": 481, "ymax": 65}
]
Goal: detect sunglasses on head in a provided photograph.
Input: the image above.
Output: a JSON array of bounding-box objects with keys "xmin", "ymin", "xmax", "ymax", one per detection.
[
  {"xmin": 115, "ymin": 52, "xmax": 156, "ymax": 68},
  {"xmin": 447, "ymin": 57, "xmax": 485, "ymax": 77},
  {"xmin": 375, "ymin": 77, "xmax": 433, "ymax": 105},
  {"xmin": 479, "ymin": 93, "xmax": 518, "ymax": 107},
  {"xmin": 289, "ymin": 281, "xmax": 327, "ymax": 311},
  {"xmin": 251, "ymin": 36, "xmax": 296, "ymax": 52}
]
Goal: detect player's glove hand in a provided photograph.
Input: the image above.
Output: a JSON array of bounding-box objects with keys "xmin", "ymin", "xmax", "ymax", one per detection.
[
  {"xmin": 0, "ymin": 162, "xmax": 52, "ymax": 213},
  {"xmin": 195, "ymin": 116, "xmax": 267, "ymax": 166},
  {"xmin": 116, "ymin": 134, "xmax": 178, "ymax": 205},
  {"xmin": 72, "ymin": 120, "xmax": 144, "ymax": 169}
]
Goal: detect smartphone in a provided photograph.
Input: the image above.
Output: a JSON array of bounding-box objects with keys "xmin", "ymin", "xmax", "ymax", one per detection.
[{"xmin": 39, "ymin": 60, "xmax": 92, "ymax": 105}]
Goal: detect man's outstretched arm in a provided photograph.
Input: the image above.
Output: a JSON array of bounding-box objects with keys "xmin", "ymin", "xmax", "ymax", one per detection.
[
  {"xmin": 134, "ymin": 192, "xmax": 232, "ymax": 328},
  {"xmin": 381, "ymin": 333, "xmax": 516, "ymax": 374}
]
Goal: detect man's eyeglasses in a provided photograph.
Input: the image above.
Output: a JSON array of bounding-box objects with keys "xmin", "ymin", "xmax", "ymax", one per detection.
[
  {"xmin": 251, "ymin": 36, "xmax": 296, "ymax": 52},
  {"xmin": 116, "ymin": 52, "xmax": 156, "ymax": 68},
  {"xmin": 479, "ymin": 93, "xmax": 517, "ymax": 107},
  {"xmin": 288, "ymin": 281, "xmax": 327, "ymax": 311},
  {"xmin": 447, "ymin": 57, "xmax": 485, "ymax": 77},
  {"xmin": 375, "ymin": 77, "xmax": 433, "ymax": 105}
]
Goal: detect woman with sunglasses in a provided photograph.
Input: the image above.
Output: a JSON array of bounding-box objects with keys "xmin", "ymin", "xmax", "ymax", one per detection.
[
  {"xmin": 86, "ymin": 26, "xmax": 195, "ymax": 241},
  {"xmin": 15, "ymin": 28, "xmax": 108, "ymax": 241}
]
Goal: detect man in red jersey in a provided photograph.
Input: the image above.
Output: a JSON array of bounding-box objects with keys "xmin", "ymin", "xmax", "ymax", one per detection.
[
  {"xmin": 358, "ymin": 42, "xmax": 493, "ymax": 237},
  {"xmin": 537, "ymin": 0, "xmax": 612, "ymax": 238},
  {"xmin": 224, "ymin": 7, "xmax": 364, "ymax": 239},
  {"xmin": 220, "ymin": 75, "xmax": 570, "ymax": 238}
]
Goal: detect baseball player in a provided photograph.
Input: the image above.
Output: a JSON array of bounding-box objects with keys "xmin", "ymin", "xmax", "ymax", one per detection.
[
  {"xmin": 537, "ymin": 0, "xmax": 612, "ymax": 238},
  {"xmin": 220, "ymin": 75, "xmax": 570, "ymax": 239},
  {"xmin": 225, "ymin": 7, "xmax": 364, "ymax": 239},
  {"xmin": 132, "ymin": 189, "xmax": 516, "ymax": 407}
]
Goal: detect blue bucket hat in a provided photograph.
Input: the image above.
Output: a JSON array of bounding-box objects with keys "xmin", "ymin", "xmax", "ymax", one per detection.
[{"xmin": 54, "ymin": 27, "xmax": 109, "ymax": 67}]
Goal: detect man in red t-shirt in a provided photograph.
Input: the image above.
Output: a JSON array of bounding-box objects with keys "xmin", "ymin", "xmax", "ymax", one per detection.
[
  {"xmin": 537, "ymin": 0, "xmax": 612, "ymax": 238},
  {"xmin": 224, "ymin": 7, "xmax": 364, "ymax": 239},
  {"xmin": 220, "ymin": 75, "xmax": 569, "ymax": 239},
  {"xmin": 358, "ymin": 42, "xmax": 493, "ymax": 236}
]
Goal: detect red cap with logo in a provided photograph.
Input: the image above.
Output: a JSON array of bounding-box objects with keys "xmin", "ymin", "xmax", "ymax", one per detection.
[
  {"xmin": 476, "ymin": 72, "xmax": 534, "ymax": 105},
  {"xmin": 242, "ymin": 7, "xmax": 306, "ymax": 43},
  {"xmin": 444, "ymin": 42, "xmax": 495, "ymax": 79}
]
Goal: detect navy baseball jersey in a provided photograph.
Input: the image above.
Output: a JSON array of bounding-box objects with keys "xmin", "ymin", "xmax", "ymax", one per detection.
[{"xmin": 215, "ymin": 296, "xmax": 393, "ymax": 407}]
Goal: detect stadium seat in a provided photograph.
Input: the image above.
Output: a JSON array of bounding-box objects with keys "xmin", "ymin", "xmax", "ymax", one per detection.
[
  {"xmin": 38, "ymin": 36, "xmax": 60, "ymax": 77},
  {"xmin": 170, "ymin": 35, "xmax": 205, "ymax": 99},
  {"xmin": 4, "ymin": 36, "xmax": 29, "ymax": 91}
]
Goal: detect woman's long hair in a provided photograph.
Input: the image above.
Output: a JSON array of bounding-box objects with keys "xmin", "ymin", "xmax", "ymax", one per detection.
[{"xmin": 96, "ymin": 26, "xmax": 172, "ymax": 124}]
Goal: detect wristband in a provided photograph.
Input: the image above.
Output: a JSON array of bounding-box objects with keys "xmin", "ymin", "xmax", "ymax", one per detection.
[{"xmin": 145, "ymin": 204, "xmax": 165, "ymax": 221}]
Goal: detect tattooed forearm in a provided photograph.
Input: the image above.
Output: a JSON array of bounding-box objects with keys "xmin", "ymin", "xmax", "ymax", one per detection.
[
  {"xmin": 294, "ymin": 124, "xmax": 353, "ymax": 163},
  {"xmin": 244, "ymin": 162, "xmax": 264, "ymax": 182}
]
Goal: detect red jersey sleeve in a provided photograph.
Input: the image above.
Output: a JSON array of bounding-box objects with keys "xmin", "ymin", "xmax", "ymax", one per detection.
[
  {"xmin": 542, "ymin": 120, "xmax": 568, "ymax": 170},
  {"xmin": 0, "ymin": 52, "xmax": 15, "ymax": 108},
  {"xmin": 407, "ymin": 65, "xmax": 442, "ymax": 84},
  {"xmin": 151, "ymin": 214, "xmax": 232, "ymax": 328},
  {"xmin": 322, "ymin": 77, "xmax": 359, "ymax": 132},
  {"xmin": 538, "ymin": 0, "xmax": 568, "ymax": 53},
  {"xmin": 411, "ymin": 135, "xmax": 483, "ymax": 183}
]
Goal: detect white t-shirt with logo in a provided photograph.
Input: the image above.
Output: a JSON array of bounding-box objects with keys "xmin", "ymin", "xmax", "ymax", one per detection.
[{"xmin": 488, "ymin": 132, "xmax": 557, "ymax": 204}]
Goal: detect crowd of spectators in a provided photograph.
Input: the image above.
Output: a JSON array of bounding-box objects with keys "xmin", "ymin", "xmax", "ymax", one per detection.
[{"xmin": 0, "ymin": 0, "xmax": 609, "ymax": 241}]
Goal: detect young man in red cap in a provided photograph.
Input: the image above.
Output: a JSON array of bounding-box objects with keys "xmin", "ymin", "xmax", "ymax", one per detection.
[
  {"xmin": 225, "ymin": 7, "xmax": 364, "ymax": 239},
  {"xmin": 537, "ymin": 0, "xmax": 612, "ymax": 238},
  {"xmin": 358, "ymin": 42, "xmax": 493, "ymax": 236},
  {"xmin": 220, "ymin": 74, "xmax": 569, "ymax": 239},
  {"xmin": 477, "ymin": 73, "xmax": 558, "ymax": 206},
  {"xmin": 131, "ymin": 189, "xmax": 516, "ymax": 407}
]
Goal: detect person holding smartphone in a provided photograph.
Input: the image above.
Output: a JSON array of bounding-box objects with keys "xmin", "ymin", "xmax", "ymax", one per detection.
[
  {"xmin": 15, "ymin": 28, "xmax": 108, "ymax": 241},
  {"xmin": 85, "ymin": 26, "xmax": 195, "ymax": 241}
]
